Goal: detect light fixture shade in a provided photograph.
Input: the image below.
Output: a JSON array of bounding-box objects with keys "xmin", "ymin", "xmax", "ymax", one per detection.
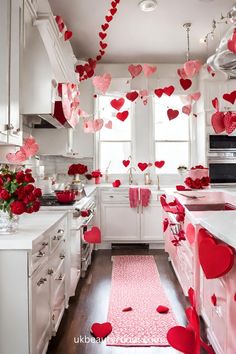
[{"xmin": 139, "ymin": 0, "xmax": 158, "ymax": 12}]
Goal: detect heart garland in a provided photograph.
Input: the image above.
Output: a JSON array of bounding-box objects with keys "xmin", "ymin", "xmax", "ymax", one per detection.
[
  {"xmin": 110, "ymin": 97, "xmax": 125, "ymax": 111},
  {"xmin": 75, "ymin": 0, "xmax": 121, "ymax": 81},
  {"xmin": 180, "ymin": 78, "xmax": 192, "ymax": 91},
  {"xmin": 122, "ymin": 160, "xmax": 130, "ymax": 167},
  {"xmin": 128, "ymin": 64, "xmax": 143, "ymax": 79},
  {"xmin": 6, "ymin": 136, "xmax": 39, "ymax": 163},
  {"xmin": 142, "ymin": 64, "xmax": 157, "ymax": 77},
  {"xmin": 126, "ymin": 91, "xmax": 139, "ymax": 102},
  {"xmin": 92, "ymin": 73, "xmax": 111, "ymax": 94},
  {"xmin": 116, "ymin": 111, "xmax": 129, "ymax": 121},
  {"xmin": 222, "ymin": 90, "xmax": 236, "ymax": 105},
  {"xmin": 167, "ymin": 109, "xmax": 179, "ymax": 120},
  {"xmin": 55, "ymin": 15, "xmax": 73, "ymax": 41},
  {"xmin": 154, "ymin": 86, "xmax": 175, "ymax": 98},
  {"xmin": 211, "ymin": 111, "xmax": 236, "ymax": 135}
]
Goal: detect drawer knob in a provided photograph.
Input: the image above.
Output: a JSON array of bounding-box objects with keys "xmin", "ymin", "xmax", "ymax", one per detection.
[
  {"xmin": 60, "ymin": 254, "xmax": 65, "ymax": 260},
  {"xmin": 48, "ymin": 268, "xmax": 54, "ymax": 275},
  {"xmin": 37, "ymin": 277, "xmax": 47, "ymax": 286},
  {"xmin": 56, "ymin": 274, "xmax": 63, "ymax": 281},
  {"xmin": 37, "ymin": 251, "xmax": 46, "ymax": 258},
  {"xmin": 57, "ymin": 229, "xmax": 64, "ymax": 235},
  {"xmin": 109, "ymin": 195, "xmax": 114, "ymax": 198}
]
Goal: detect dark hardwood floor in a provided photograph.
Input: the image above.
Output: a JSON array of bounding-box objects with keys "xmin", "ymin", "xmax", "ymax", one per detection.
[{"xmin": 47, "ymin": 249, "xmax": 196, "ymax": 354}]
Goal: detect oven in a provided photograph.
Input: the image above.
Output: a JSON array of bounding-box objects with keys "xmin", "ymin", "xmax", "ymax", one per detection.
[
  {"xmin": 208, "ymin": 134, "xmax": 236, "ymax": 153},
  {"xmin": 208, "ymin": 158, "xmax": 236, "ymax": 185}
]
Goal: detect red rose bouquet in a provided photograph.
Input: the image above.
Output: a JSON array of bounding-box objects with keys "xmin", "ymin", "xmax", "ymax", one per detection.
[
  {"xmin": 91, "ymin": 169, "xmax": 103, "ymax": 184},
  {"xmin": 0, "ymin": 167, "xmax": 42, "ymax": 216},
  {"xmin": 68, "ymin": 163, "xmax": 88, "ymax": 176}
]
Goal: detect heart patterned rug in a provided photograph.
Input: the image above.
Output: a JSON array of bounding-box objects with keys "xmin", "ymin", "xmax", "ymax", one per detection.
[{"xmin": 106, "ymin": 255, "xmax": 178, "ymax": 346}]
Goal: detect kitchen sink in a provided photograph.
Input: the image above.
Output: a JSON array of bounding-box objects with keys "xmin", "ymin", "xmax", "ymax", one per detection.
[{"xmin": 185, "ymin": 203, "xmax": 236, "ymax": 211}]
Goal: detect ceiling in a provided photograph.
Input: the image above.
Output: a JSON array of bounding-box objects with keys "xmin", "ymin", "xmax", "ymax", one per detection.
[{"xmin": 49, "ymin": 0, "xmax": 235, "ymax": 64}]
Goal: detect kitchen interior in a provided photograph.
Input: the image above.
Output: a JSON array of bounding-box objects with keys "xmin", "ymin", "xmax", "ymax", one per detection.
[{"xmin": 1, "ymin": 0, "xmax": 236, "ymax": 353}]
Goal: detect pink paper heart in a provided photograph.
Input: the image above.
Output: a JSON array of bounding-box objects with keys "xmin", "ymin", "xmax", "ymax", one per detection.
[
  {"xmin": 139, "ymin": 89, "xmax": 148, "ymax": 97},
  {"xmin": 191, "ymin": 92, "xmax": 201, "ymax": 101},
  {"xmin": 182, "ymin": 105, "xmax": 192, "ymax": 116},
  {"xmin": 211, "ymin": 112, "xmax": 225, "ymax": 134},
  {"xmin": 93, "ymin": 119, "xmax": 104, "ymax": 132},
  {"xmin": 21, "ymin": 136, "xmax": 39, "ymax": 157},
  {"xmin": 128, "ymin": 64, "xmax": 143, "ymax": 79},
  {"xmin": 105, "ymin": 120, "xmax": 112, "ymax": 129},
  {"xmin": 83, "ymin": 119, "xmax": 94, "ymax": 133},
  {"xmin": 177, "ymin": 67, "xmax": 188, "ymax": 79},
  {"xmin": 184, "ymin": 60, "xmax": 202, "ymax": 78},
  {"xmin": 92, "ymin": 73, "xmax": 111, "ymax": 94},
  {"xmin": 224, "ymin": 112, "xmax": 236, "ymax": 135},
  {"xmin": 142, "ymin": 64, "xmax": 157, "ymax": 77}
]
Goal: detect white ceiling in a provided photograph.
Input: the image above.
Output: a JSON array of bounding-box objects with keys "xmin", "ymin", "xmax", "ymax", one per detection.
[{"xmin": 49, "ymin": 0, "xmax": 235, "ymax": 64}]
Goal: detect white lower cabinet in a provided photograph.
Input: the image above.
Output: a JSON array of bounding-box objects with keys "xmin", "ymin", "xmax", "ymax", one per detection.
[{"xmin": 100, "ymin": 189, "xmax": 163, "ymax": 243}]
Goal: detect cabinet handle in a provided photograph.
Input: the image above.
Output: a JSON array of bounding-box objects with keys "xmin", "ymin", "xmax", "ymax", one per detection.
[
  {"xmin": 7, "ymin": 124, "xmax": 14, "ymax": 131},
  {"xmin": 37, "ymin": 277, "xmax": 47, "ymax": 286},
  {"xmin": 42, "ymin": 242, "xmax": 48, "ymax": 247},
  {"xmin": 57, "ymin": 229, "xmax": 64, "ymax": 235},
  {"xmin": 60, "ymin": 254, "xmax": 65, "ymax": 260},
  {"xmin": 109, "ymin": 195, "xmax": 114, "ymax": 198},
  {"xmin": 56, "ymin": 274, "xmax": 63, "ymax": 281},
  {"xmin": 48, "ymin": 268, "xmax": 54, "ymax": 275}
]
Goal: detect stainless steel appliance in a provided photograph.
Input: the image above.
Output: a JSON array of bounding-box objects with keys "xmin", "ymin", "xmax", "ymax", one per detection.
[
  {"xmin": 208, "ymin": 158, "xmax": 236, "ymax": 185},
  {"xmin": 208, "ymin": 135, "xmax": 236, "ymax": 153}
]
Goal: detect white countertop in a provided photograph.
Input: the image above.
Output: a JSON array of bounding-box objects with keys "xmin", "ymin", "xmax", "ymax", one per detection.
[{"xmin": 0, "ymin": 211, "xmax": 67, "ymax": 250}]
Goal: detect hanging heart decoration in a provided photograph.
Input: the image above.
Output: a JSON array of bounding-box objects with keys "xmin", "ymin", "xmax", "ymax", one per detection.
[
  {"xmin": 122, "ymin": 160, "xmax": 130, "ymax": 167},
  {"xmin": 177, "ymin": 67, "xmax": 188, "ymax": 79},
  {"xmin": 212, "ymin": 97, "xmax": 219, "ymax": 111},
  {"xmin": 207, "ymin": 65, "xmax": 216, "ymax": 77},
  {"xmin": 137, "ymin": 162, "xmax": 148, "ymax": 171},
  {"xmin": 154, "ymin": 86, "xmax": 175, "ymax": 98},
  {"xmin": 163, "ymin": 218, "xmax": 169, "ymax": 232},
  {"xmin": 110, "ymin": 97, "xmax": 125, "ymax": 111},
  {"xmin": 83, "ymin": 119, "xmax": 104, "ymax": 133},
  {"xmin": 64, "ymin": 30, "xmax": 73, "ymax": 41},
  {"xmin": 224, "ymin": 112, "xmax": 236, "ymax": 134},
  {"xmin": 154, "ymin": 160, "xmax": 165, "ymax": 168},
  {"xmin": 105, "ymin": 120, "xmax": 113, "ymax": 129},
  {"xmin": 180, "ymin": 78, "xmax": 192, "ymax": 90},
  {"xmin": 227, "ymin": 29, "xmax": 236, "ymax": 54},
  {"xmin": 183, "ymin": 60, "xmax": 202, "ymax": 78},
  {"xmin": 189, "ymin": 91, "xmax": 201, "ymax": 102},
  {"xmin": 55, "ymin": 15, "xmax": 73, "ymax": 40},
  {"xmin": 222, "ymin": 90, "xmax": 236, "ymax": 105},
  {"xmin": 167, "ymin": 109, "xmax": 179, "ymax": 120},
  {"xmin": 182, "ymin": 104, "xmax": 192, "ymax": 116},
  {"xmin": 116, "ymin": 111, "xmax": 129, "ymax": 121},
  {"xmin": 211, "ymin": 112, "xmax": 225, "ymax": 134},
  {"xmin": 128, "ymin": 64, "xmax": 143, "ymax": 79},
  {"xmin": 92, "ymin": 73, "xmax": 111, "ymax": 94},
  {"xmin": 142, "ymin": 64, "xmax": 157, "ymax": 77},
  {"xmin": 6, "ymin": 136, "xmax": 39, "ymax": 163},
  {"xmin": 126, "ymin": 91, "xmax": 139, "ymax": 102}
]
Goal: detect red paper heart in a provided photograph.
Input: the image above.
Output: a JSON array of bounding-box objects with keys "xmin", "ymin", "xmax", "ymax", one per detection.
[
  {"xmin": 111, "ymin": 1, "xmax": 117, "ymax": 8},
  {"xmin": 110, "ymin": 8, "xmax": 117, "ymax": 15},
  {"xmin": 84, "ymin": 227, "xmax": 101, "ymax": 243},
  {"xmin": 186, "ymin": 223, "xmax": 195, "ymax": 245},
  {"xmin": 163, "ymin": 218, "xmax": 169, "ymax": 232},
  {"xmin": 126, "ymin": 91, "xmax": 139, "ymax": 102},
  {"xmin": 101, "ymin": 23, "xmax": 109, "ymax": 31},
  {"xmin": 228, "ymin": 39, "xmax": 236, "ymax": 54},
  {"xmin": 180, "ymin": 78, "xmax": 192, "ymax": 90},
  {"xmin": 163, "ymin": 85, "xmax": 175, "ymax": 96},
  {"xmin": 212, "ymin": 97, "xmax": 219, "ymax": 111},
  {"xmin": 198, "ymin": 229, "xmax": 234, "ymax": 279},
  {"xmin": 110, "ymin": 98, "xmax": 125, "ymax": 111},
  {"xmin": 112, "ymin": 179, "xmax": 121, "ymax": 188},
  {"xmin": 100, "ymin": 41, "xmax": 107, "ymax": 49},
  {"xmin": 128, "ymin": 64, "xmax": 143, "ymax": 79},
  {"xmin": 58, "ymin": 22, "xmax": 65, "ymax": 32},
  {"xmin": 122, "ymin": 306, "xmax": 133, "ymax": 312},
  {"xmin": 122, "ymin": 160, "xmax": 130, "ymax": 167},
  {"xmin": 176, "ymin": 185, "xmax": 191, "ymax": 191},
  {"xmin": 75, "ymin": 64, "xmax": 85, "ymax": 76},
  {"xmin": 90, "ymin": 322, "xmax": 112, "ymax": 339},
  {"xmin": 137, "ymin": 162, "xmax": 148, "ymax": 171},
  {"xmin": 81, "ymin": 210, "xmax": 90, "ymax": 217},
  {"xmin": 96, "ymin": 55, "xmax": 102, "ymax": 61},
  {"xmin": 55, "ymin": 15, "xmax": 63, "ymax": 24},
  {"xmin": 99, "ymin": 32, "xmax": 107, "ymax": 40},
  {"xmin": 167, "ymin": 109, "xmax": 179, "ymax": 120},
  {"xmin": 105, "ymin": 15, "xmax": 113, "ymax": 22},
  {"xmin": 99, "ymin": 49, "xmax": 105, "ymax": 56},
  {"xmin": 116, "ymin": 111, "xmax": 129, "ymax": 121},
  {"xmin": 211, "ymin": 112, "xmax": 225, "ymax": 134},
  {"xmin": 156, "ymin": 305, "xmax": 169, "ymax": 313},
  {"xmin": 224, "ymin": 112, "xmax": 236, "ymax": 134},
  {"xmin": 154, "ymin": 160, "xmax": 165, "ymax": 168},
  {"xmin": 64, "ymin": 30, "xmax": 73, "ymax": 41},
  {"xmin": 167, "ymin": 326, "xmax": 196, "ymax": 354},
  {"xmin": 154, "ymin": 88, "xmax": 163, "ymax": 98},
  {"xmin": 223, "ymin": 91, "xmax": 236, "ymax": 104}
]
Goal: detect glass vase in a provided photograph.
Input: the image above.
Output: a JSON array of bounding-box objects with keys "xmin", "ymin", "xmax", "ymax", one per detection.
[{"xmin": 0, "ymin": 211, "xmax": 19, "ymax": 234}]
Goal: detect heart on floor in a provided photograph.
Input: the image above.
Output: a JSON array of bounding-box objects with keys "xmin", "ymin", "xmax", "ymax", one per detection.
[
  {"xmin": 156, "ymin": 305, "xmax": 169, "ymax": 313},
  {"xmin": 84, "ymin": 227, "xmax": 101, "ymax": 243},
  {"xmin": 90, "ymin": 322, "xmax": 112, "ymax": 339},
  {"xmin": 167, "ymin": 326, "xmax": 196, "ymax": 354}
]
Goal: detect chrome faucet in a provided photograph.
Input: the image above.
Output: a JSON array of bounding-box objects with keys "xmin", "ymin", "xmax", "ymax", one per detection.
[{"xmin": 128, "ymin": 167, "xmax": 136, "ymax": 185}]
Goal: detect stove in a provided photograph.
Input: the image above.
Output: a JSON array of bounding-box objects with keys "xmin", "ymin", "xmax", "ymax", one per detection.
[{"xmin": 39, "ymin": 195, "xmax": 77, "ymax": 207}]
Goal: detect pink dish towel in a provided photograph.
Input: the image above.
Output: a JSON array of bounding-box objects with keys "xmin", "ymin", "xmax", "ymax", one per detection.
[
  {"xmin": 129, "ymin": 188, "xmax": 139, "ymax": 208},
  {"xmin": 140, "ymin": 188, "xmax": 151, "ymax": 207}
]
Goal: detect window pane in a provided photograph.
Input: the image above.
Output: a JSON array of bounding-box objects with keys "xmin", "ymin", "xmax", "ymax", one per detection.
[
  {"xmin": 98, "ymin": 95, "xmax": 131, "ymax": 141},
  {"xmin": 155, "ymin": 142, "xmax": 189, "ymax": 174},
  {"xmin": 99, "ymin": 142, "xmax": 131, "ymax": 173},
  {"xmin": 155, "ymin": 95, "xmax": 189, "ymax": 140}
]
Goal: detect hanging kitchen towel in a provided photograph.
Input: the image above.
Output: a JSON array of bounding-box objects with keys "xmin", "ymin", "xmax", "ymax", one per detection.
[
  {"xmin": 129, "ymin": 187, "xmax": 139, "ymax": 208},
  {"xmin": 140, "ymin": 188, "xmax": 151, "ymax": 207}
]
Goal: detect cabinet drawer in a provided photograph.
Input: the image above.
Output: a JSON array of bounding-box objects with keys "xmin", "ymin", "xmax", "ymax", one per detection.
[
  {"xmin": 50, "ymin": 220, "xmax": 66, "ymax": 253},
  {"xmin": 49, "ymin": 242, "xmax": 66, "ymax": 276},
  {"xmin": 101, "ymin": 191, "xmax": 130, "ymax": 203},
  {"xmin": 31, "ymin": 234, "xmax": 50, "ymax": 274}
]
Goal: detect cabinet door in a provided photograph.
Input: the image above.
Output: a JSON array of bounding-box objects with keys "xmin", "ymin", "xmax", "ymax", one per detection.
[
  {"xmin": 0, "ymin": 0, "xmax": 10, "ymax": 143},
  {"xmin": 8, "ymin": 0, "xmax": 23, "ymax": 145},
  {"xmin": 31, "ymin": 264, "xmax": 51, "ymax": 354},
  {"xmin": 101, "ymin": 203, "xmax": 140, "ymax": 241},
  {"xmin": 141, "ymin": 203, "xmax": 163, "ymax": 241}
]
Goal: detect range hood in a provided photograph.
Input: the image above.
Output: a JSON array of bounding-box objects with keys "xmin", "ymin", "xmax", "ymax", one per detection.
[
  {"xmin": 207, "ymin": 5, "xmax": 236, "ymax": 79},
  {"xmin": 22, "ymin": 0, "xmax": 78, "ymax": 128}
]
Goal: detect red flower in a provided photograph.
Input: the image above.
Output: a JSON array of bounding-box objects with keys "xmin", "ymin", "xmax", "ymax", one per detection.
[
  {"xmin": 15, "ymin": 171, "xmax": 25, "ymax": 184},
  {"xmin": 85, "ymin": 174, "xmax": 93, "ymax": 180},
  {"xmin": 24, "ymin": 184, "xmax": 34, "ymax": 194},
  {"xmin": 0, "ymin": 189, "xmax": 10, "ymax": 201},
  {"xmin": 91, "ymin": 169, "xmax": 103, "ymax": 178},
  {"xmin": 68, "ymin": 163, "xmax": 88, "ymax": 175},
  {"xmin": 0, "ymin": 176, "xmax": 3, "ymax": 186},
  {"xmin": 32, "ymin": 201, "xmax": 40, "ymax": 212},
  {"xmin": 10, "ymin": 201, "xmax": 26, "ymax": 215},
  {"xmin": 33, "ymin": 188, "xmax": 42, "ymax": 198},
  {"xmin": 24, "ymin": 173, "xmax": 35, "ymax": 183},
  {"xmin": 201, "ymin": 176, "xmax": 210, "ymax": 186}
]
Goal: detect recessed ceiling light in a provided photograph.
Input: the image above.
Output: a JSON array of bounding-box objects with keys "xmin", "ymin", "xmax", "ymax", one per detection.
[{"xmin": 139, "ymin": 0, "xmax": 158, "ymax": 12}]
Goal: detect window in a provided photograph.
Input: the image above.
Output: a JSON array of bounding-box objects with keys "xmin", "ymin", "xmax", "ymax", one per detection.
[
  {"xmin": 97, "ymin": 95, "xmax": 132, "ymax": 174},
  {"xmin": 154, "ymin": 95, "xmax": 190, "ymax": 174}
]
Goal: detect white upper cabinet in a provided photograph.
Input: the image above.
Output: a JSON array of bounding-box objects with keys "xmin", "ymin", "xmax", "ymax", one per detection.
[{"xmin": 0, "ymin": 0, "xmax": 23, "ymax": 146}]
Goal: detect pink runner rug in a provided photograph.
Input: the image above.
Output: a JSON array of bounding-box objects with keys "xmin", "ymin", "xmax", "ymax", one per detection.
[{"xmin": 106, "ymin": 255, "xmax": 178, "ymax": 346}]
